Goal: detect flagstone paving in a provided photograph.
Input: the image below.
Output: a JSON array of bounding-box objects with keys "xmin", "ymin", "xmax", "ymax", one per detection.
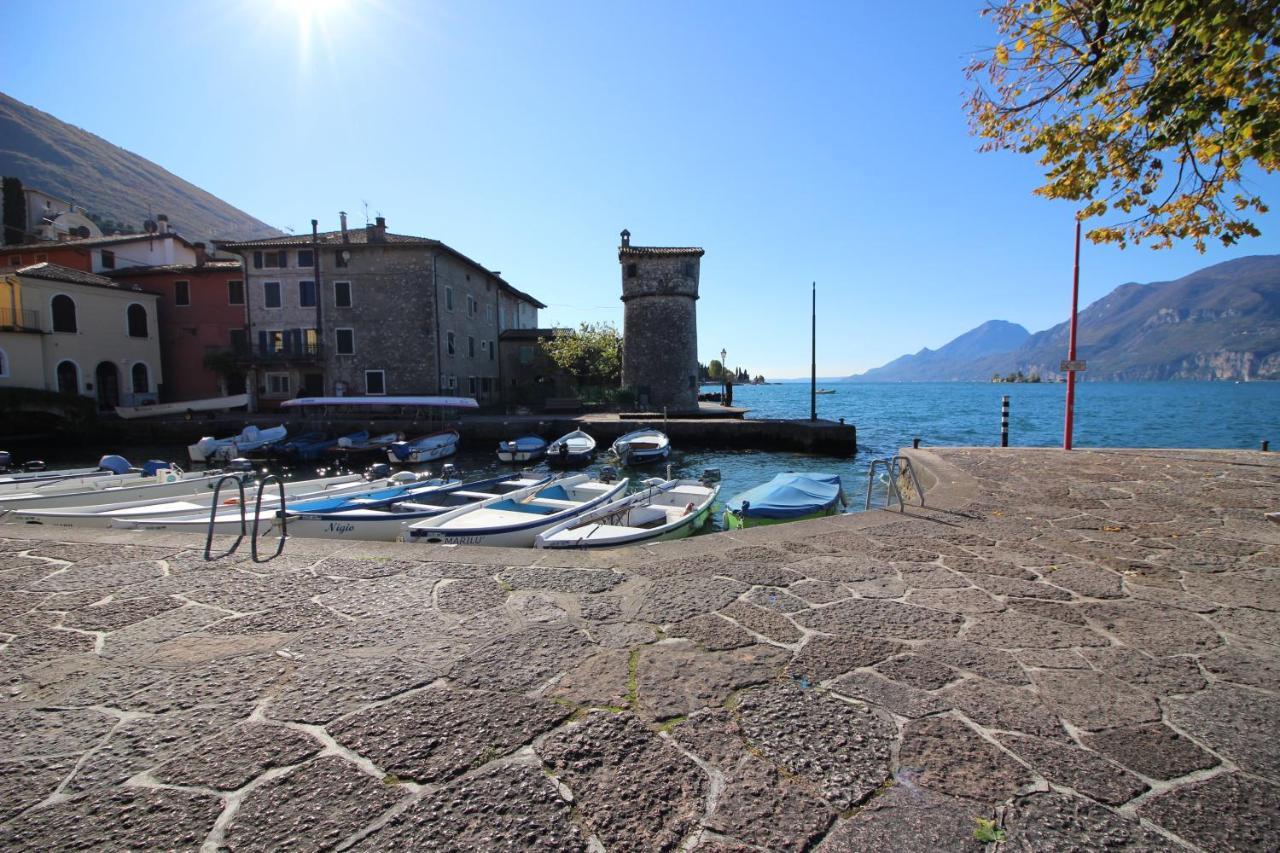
[{"xmin": 0, "ymin": 446, "xmax": 1278, "ymax": 850}]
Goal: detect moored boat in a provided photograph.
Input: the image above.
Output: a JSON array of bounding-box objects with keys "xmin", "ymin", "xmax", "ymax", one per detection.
[
  {"xmin": 723, "ymin": 472, "xmax": 845, "ymax": 529},
  {"xmin": 330, "ymin": 431, "xmax": 402, "ymax": 461},
  {"xmin": 546, "ymin": 430, "xmax": 596, "ymax": 467},
  {"xmin": 188, "ymin": 425, "xmax": 288, "ymax": 464},
  {"xmin": 0, "ymin": 468, "xmax": 230, "ymax": 511},
  {"xmin": 404, "ymin": 473, "xmax": 629, "ymax": 548},
  {"xmin": 389, "ymin": 431, "xmax": 460, "ymax": 465},
  {"xmin": 0, "ymin": 455, "xmax": 162, "ymax": 495},
  {"xmin": 496, "ymin": 435, "xmax": 547, "ymax": 463},
  {"xmin": 610, "ymin": 428, "xmax": 670, "ymax": 465},
  {"xmin": 535, "ymin": 477, "xmax": 719, "ymax": 549},
  {"xmin": 115, "ymin": 393, "xmax": 249, "ymax": 420}
]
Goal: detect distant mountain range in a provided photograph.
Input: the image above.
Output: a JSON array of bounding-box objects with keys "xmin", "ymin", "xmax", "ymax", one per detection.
[
  {"xmin": 0, "ymin": 91, "xmax": 279, "ymax": 243},
  {"xmin": 850, "ymin": 255, "xmax": 1280, "ymax": 382}
]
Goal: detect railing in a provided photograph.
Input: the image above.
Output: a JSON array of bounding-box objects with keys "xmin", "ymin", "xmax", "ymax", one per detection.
[
  {"xmin": 0, "ymin": 307, "xmax": 40, "ymax": 330},
  {"xmin": 865, "ymin": 456, "xmax": 926, "ymax": 512},
  {"xmin": 205, "ymin": 342, "xmax": 324, "ymax": 363},
  {"xmin": 204, "ymin": 473, "xmax": 287, "ymax": 562}
]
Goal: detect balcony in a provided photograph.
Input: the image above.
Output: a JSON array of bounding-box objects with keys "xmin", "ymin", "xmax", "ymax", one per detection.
[
  {"xmin": 0, "ymin": 307, "xmax": 41, "ymax": 332},
  {"xmin": 206, "ymin": 341, "xmax": 324, "ymax": 365}
]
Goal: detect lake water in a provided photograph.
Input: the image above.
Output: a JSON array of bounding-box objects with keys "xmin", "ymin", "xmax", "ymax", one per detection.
[{"xmin": 12, "ymin": 380, "xmax": 1278, "ymax": 531}]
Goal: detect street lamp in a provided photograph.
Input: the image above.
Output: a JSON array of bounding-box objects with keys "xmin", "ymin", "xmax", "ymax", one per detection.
[{"xmin": 720, "ymin": 348, "xmax": 727, "ymax": 405}]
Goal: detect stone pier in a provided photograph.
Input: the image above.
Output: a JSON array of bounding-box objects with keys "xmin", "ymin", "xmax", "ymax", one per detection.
[{"xmin": 0, "ymin": 447, "xmax": 1277, "ymax": 850}]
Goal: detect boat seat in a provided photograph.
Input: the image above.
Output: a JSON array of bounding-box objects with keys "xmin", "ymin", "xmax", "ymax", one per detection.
[{"xmin": 526, "ymin": 497, "xmax": 580, "ymax": 509}]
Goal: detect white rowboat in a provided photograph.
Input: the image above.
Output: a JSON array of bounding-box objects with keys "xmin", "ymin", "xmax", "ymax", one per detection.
[{"xmin": 536, "ymin": 478, "xmax": 719, "ymax": 549}]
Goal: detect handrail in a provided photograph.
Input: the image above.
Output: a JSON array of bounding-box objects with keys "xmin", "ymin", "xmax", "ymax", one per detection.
[
  {"xmin": 250, "ymin": 474, "xmax": 287, "ymax": 562},
  {"xmin": 205, "ymin": 474, "xmax": 247, "ymax": 560},
  {"xmin": 864, "ymin": 456, "xmax": 926, "ymax": 513}
]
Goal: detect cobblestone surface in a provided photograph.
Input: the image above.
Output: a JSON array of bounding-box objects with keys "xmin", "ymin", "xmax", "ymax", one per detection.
[{"xmin": 1, "ymin": 447, "xmax": 1276, "ymax": 849}]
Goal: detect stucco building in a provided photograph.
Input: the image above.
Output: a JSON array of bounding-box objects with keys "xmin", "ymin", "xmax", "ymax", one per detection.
[
  {"xmin": 0, "ymin": 263, "xmax": 162, "ymax": 408},
  {"xmin": 109, "ymin": 248, "xmax": 247, "ymax": 402},
  {"xmin": 618, "ymin": 229, "xmax": 703, "ymax": 412},
  {"xmin": 216, "ymin": 215, "xmax": 543, "ymax": 409},
  {"xmin": 1, "ymin": 226, "xmax": 198, "ymax": 275}
]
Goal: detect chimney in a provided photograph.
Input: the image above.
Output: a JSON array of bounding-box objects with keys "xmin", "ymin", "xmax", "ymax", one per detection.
[
  {"xmin": 373, "ymin": 216, "xmax": 387, "ymax": 243},
  {"xmin": 339, "ymin": 211, "xmax": 348, "ymax": 239},
  {"xmin": 620, "ymin": 228, "xmax": 631, "ymax": 248},
  {"xmin": 157, "ymin": 214, "xmax": 169, "ymax": 234},
  {"xmin": 193, "ymin": 242, "xmax": 207, "ymax": 267}
]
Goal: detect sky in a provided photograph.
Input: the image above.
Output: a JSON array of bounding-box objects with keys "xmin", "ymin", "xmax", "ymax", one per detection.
[{"xmin": 4, "ymin": 0, "xmax": 1278, "ymax": 377}]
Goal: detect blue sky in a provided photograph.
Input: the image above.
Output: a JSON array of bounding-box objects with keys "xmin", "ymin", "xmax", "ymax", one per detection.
[{"xmin": 5, "ymin": 0, "xmax": 1278, "ymax": 376}]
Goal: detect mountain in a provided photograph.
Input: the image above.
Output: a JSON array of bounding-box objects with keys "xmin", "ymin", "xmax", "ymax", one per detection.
[
  {"xmin": 851, "ymin": 320, "xmax": 1030, "ymax": 382},
  {"xmin": 851, "ymin": 255, "xmax": 1280, "ymax": 382},
  {"xmin": 0, "ymin": 91, "xmax": 279, "ymax": 243}
]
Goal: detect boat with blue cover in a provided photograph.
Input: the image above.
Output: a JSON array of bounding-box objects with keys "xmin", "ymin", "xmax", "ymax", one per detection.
[
  {"xmin": 404, "ymin": 473, "xmax": 629, "ymax": 547},
  {"xmin": 389, "ymin": 431, "xmax": 460, "ymax": 465},
  {"xmin": 276, "ymin": 431, "xmax": 367, "ymax": 462},
  {"xmin": 497, "ymin": 435, "xmax": 547, "ymax": 463},
  {"xmin": 723, "ymin": 472, "xmax": 846, "ymax": 529}
]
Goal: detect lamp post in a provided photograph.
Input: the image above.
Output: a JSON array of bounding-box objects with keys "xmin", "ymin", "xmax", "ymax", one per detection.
[{"xmin": 720, "ymin": 348, "xmax": 727, "ymax": 405}]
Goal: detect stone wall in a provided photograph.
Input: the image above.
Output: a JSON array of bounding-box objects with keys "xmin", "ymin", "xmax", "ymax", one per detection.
[
  {"xmin": 620, "ymin": 252, "xmax": 700, "ymax": 411},
  {"xmin": 434, "ymin": 255, "xmax": 503, "ymax": 404}
]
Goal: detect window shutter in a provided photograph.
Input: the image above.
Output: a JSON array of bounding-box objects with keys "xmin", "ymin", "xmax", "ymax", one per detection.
[
  {"xmin": 258, "ymin": 330, "xmax": 268, "ymax": 353},
  {"xmin": 253, "ymin": 251, "xmax": 263, "ymax": 269}
]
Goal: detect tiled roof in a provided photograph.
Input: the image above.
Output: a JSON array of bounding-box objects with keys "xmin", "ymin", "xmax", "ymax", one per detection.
[
  {"xmin": 619, "ymin": 246, "xmax": 705, "ymax": 257},
  {"xmin": 499, "ymin": 327, "xmax": 569, "ymax": 340},
  {"xmin": 215, "ymin": 229, "xmax": 438, "ymax": 249},
  {"xmin": 13, "ymin": 231, "xmax": 197, "ymax": 250},
  {"xmin": 15, "ymin": 262, "xmax": 143, "ymax": 291},
  {"xmin": 105, "ymin": 260, "xmax": 242, "ymax": 277},
  {"xmin": 216, "ymin": 229, "xmax": 547, "ymax": 309}
]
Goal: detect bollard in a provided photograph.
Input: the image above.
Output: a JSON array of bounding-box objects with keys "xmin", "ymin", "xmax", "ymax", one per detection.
[
  {"xmin": 1001, "ymin": 396, "xmax": 1010, "ymax": 448},
  {"xmin": 1265, "ymin": 440, "xmax": 1271, "ymax": 452},
  {"xmin": 912, "ymin": 437, "xmax": 920, "ymax": 449}
]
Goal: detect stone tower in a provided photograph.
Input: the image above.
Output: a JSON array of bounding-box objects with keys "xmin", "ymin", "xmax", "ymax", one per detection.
[{"xmin": 618, "ymin": 229, "xmax": 703, "ymax": 412}]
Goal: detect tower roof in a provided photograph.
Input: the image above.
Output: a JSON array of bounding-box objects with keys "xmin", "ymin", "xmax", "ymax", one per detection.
[{"xmin": 618, "ymin": 245, "xmax": 705, "ymax": 259}]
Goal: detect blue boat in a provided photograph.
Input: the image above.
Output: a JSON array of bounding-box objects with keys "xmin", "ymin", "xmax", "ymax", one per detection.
[
  {"xmin": 497, "ymin": 435, "xmax": 547, "ymax": 463},
  {"xmin": 723, "ymin": 472, "xmax": 845, "ymax": 529}
]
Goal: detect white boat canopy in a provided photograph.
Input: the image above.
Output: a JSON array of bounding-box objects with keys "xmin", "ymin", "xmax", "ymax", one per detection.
[{"xmin": 281, "ymin": 396, "xmax": 479, "ymax": 410}]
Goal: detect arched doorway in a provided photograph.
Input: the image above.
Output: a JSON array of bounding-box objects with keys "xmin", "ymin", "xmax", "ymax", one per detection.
[
  {"xmin": 56, "ymin": 360, "xmax": 79, "ymax": 395},
  {"xmin": 95, "ymin": 361, "xmax": 120, "ymax": 410}
]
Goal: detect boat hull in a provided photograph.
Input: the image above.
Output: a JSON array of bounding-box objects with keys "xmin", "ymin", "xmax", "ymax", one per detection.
[
  {"xmin": 723, "ymin": 504, "xmax": 840, "ymax": 529},
  {"xmin": 539, "ymin": 501, "xmax": 712, "ymax": 549},
  {"xmin": 0, "ymin": 473, "xmax": 228, "ymax": 511}
]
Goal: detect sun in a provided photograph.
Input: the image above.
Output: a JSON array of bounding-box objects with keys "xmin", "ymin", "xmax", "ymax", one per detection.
[{"xmin": 273, "ymin": 0, "xmax": 347, "ymax": 23}]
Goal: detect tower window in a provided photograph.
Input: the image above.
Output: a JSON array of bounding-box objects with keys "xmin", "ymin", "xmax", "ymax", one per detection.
[{"xmin": 626, "ymin": 263, "xmax": 637, "ymax": 278}]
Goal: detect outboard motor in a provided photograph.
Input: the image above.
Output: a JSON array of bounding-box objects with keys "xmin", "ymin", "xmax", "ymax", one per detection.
[
  {"xmin": 389, "ymin": 470, "xmax": 418, "ymax": 483},
  {"xmin": 226, "ymin": 457, "xmax": 256, "ymax": 473},
  {"xmin": 599, "ymin": 465, "xmax": 618, "ymax": 484},
  {"xmin": 441, "ymin": 463, "xmax": 457, "ymax": 481},
  {"xmin": 366, "ymin": 462, "xmax": 392, "ymax": 481},
  {"xmin": 98, "ymin": 454, "xmax": 132, "ymax": 475},
  {"xmin": 700, "ymin": 468, "xmax": 721, "ymax": 484},
  {"xmin": 140, "ymin": 460, "xmax": 173, "ymax": 477},
  {"xmin": 0, "ymin": 451, "xmax": 11, "ymax": 471}
]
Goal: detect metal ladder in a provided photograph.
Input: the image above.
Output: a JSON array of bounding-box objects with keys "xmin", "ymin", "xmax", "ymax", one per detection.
[
  {"xmin": 864, "ymin": 456, "xmax": 925, "ymax": 512},
  {"xmin": 204, "ymin": 474, "xmax": 289, "ymax": 562}
]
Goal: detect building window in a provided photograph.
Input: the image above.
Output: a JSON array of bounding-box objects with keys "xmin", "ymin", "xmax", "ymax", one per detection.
[
  {"xmin": 131, "ymin": 362, "xmax": 149, "ymax": 393},
  {"xmin": 100, "ymin": 250, "xmax": 116, "ymax": 270},
  {"xmin": 445, "ymin": 287, "xmax": 454, "ymax": 311},
  {"xmin": 262, "ymin": 251, "xmax": 286, "ymax": 268},
  {"xmin": 253, "ymin": 251, "xmax": 263, "ymax": 269},
  {"xmin": 519, "ymin": 345, "xmax": 534, "ymax": 365},
  {"xmin": 56, "ymin": 360, "xmax": 79, "ymax": 394},
  {"xmin": 334, "ymin": 250, "xmax": 348, "ymax": 268},
  {"xmin": 266, "ymin": 373, "xmax": 290, "ymax": 395},
  {"xmin": 336, "ymin": 328, "xmax": 355, "ymax": 355},
  {"xmin": 126, "ymin": 304, "xmax": 148, "ymax": 338},
  {"xmin": 626, "ymin": 263, "xmax": 637, "ymax": 278},
  {"xmin": 468, "ymin": 376, "xmax": 477, "ymax": 395},
  {"xmin": 297, "ymin": 249, "xmax": 314, "ymax": 267},
  {"xmin": 490, "ymin": 340, "xmax": 495, "ymax": 361},
  {"xmin": 229, "ymin": 328, "xmax": 247, "ymax": 353},
  {"xmin": 365, "ymin": 370, "xmax": 386, "ymax": 395},
  {"xmin": 174, "ymin": 280, "xmax": 191, "ymax": 306},
  {"xmin": 334, "ymin": 281, "xmax": 352, "ymax": 307},
  {"xmin": 265, "ymin": 330, "xmax": 285, "ymax": 353},
  {"xmin": 468, "ymin": 336, "xmax": 476, "ymax": 358},
  {"xmin": 447, "ymin": 331, "xmax": 456, "ymax": 356},
  {"xmin": 227, "ymin": 280, "xmax": 244, "ymax": 305},
  {"xmin": 299, "ymin": 280, "xmax": 317, "ymax": 307},
  {"xmin": 51, "ymin": 294, "xmax": 77, "ymax": 333},
  {"xmin": 467, "ymin": 295, "xmax": 477, "ymax": 317},
  {"xmin": 264, "ymin": 282, "xmax": 282, "ymax": 308},
  {"xmin": 683, "ymin": 261, "xmax": 695, "ymax": 277},
  {"xmin": 486, "ymin": 304, "xmax": 494, "ymax": 323}
]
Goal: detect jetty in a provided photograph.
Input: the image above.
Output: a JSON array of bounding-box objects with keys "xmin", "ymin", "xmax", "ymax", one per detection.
[{"xmin": 1, "ymin": 446, "xmax": 1275, "ymax": 849}]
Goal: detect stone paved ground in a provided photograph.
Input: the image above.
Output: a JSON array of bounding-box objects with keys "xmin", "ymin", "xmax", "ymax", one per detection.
[{"xmin": 0, "ymin": 447, "xmax": 1278, "ymax": 851}]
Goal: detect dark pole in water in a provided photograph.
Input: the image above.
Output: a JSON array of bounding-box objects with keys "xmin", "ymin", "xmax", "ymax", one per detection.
[
  {"xmin": 1064, "ymin": 220, "xmax": 1082, "ymax": 450},
  {"xmin": 1001, "ymin": 395, "xmax": 1010, "ymax": 447},
  {"xmin": 810, "ymin": 282, "xmax": 817, "ymax": 422}
]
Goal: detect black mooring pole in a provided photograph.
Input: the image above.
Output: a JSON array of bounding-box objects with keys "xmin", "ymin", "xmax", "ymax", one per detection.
[{"xmin": 810, "ymin": 281, "xmax": 817, "ymax": 422}]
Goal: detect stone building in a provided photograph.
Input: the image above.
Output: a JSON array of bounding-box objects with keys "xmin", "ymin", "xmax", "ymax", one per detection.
[
  {"xmin": 618, "ymin": 229, "xmax": 703, "ymax": 412},
  {"xmin": 216, "ymin": 215, "xmax": 543, "ymax": 409}
]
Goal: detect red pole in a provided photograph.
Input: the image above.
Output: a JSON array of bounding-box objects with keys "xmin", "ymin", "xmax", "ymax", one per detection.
[{"xmin": 1063, "ymin": 219, "xmax": 1081, "ymax": 450}]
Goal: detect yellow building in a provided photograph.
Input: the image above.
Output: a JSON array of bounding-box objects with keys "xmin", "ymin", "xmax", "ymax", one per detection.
[{"xmin": 0, "ymin": 264, "xmax": 162, "ymax": 408}]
